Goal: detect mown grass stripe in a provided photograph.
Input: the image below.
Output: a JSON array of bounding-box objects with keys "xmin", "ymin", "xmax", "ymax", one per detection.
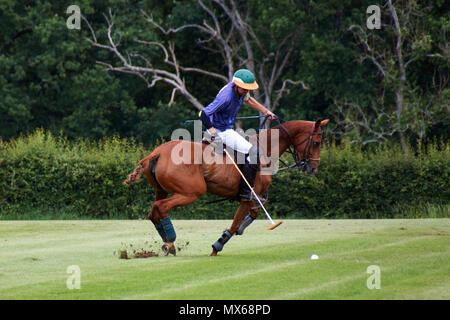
[
  {"xmin": 0, "ymin": 219, "xmax": 448, "ymax": 299},
  {"xmin": 122, "ymin": 233, "xmax": 442, "ymax": 299}
]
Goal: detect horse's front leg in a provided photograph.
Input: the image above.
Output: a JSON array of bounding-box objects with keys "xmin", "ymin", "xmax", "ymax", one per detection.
[
  {"xmin": 210, "ymin": 201, "xmax": 252, "ymax": 256},
  {"xmin": 229, "ymin": 201, "xmax": 253, "ymax": 234},
  {"xmin": 236, "ymin": 202, "xmax": 258, "ymax": 235}
]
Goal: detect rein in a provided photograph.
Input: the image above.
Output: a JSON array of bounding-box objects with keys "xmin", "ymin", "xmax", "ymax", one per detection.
[{"xmin": 273, "ymin": 118, "xmax": 320, "ymax": 172}]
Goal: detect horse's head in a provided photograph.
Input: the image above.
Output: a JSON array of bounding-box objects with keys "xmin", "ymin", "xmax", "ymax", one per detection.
[{"xmin": 292, "ymin": 118, "xmax": 329, "ymax": 175}]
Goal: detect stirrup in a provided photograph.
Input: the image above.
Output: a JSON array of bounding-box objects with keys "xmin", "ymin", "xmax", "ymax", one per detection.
[
  {"xmin": 250, "ymin": 196, "xmax": 267, "ymax": 209},
  {"xmin": 239, "ymin": 191, "xmax": 266, "ymax": 202}
]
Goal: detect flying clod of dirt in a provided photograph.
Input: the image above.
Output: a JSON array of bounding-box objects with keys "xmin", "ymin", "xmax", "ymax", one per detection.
[
  {"xmin": 133, "ymin": 249, "xmax": 159, "ymax": 258},
  {"xmin": 116, "ymin": 239, "xmax": 190, "ymax": 259}
]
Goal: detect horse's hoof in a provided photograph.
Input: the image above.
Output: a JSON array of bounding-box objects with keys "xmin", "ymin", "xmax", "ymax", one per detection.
[
  {"xmin": 161, "ymin": 244, "xmax": 169, "ymax": 256},
  {"xmin": 209, "ymin": 250, "xmax": 218, "ymax": 257},
  {"xmin": 162, "ymin": 243, "xmax": 176, "ymax": 256}
]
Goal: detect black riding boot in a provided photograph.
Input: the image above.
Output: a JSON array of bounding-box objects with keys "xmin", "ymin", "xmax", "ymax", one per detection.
[{"xmin": 238, "ymin": 163, "xmax": 259, "ymax": 201}]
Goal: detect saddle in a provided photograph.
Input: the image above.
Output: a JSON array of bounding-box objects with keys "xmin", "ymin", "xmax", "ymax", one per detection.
[
  {"xmin": 201, "ymin": 137, "xmax": 267, "ymax": 203},
  {"xmin": 201, "ymin": 137, "xmax": 243, "ymax": 161}
]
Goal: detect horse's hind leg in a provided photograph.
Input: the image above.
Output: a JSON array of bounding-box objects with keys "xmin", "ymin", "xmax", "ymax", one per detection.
[
  {"xmin": 148, "ymin": 190, "xmax": 168, "ymax": 244},
  {"xmin": 151, "ymin": 193, "xmax": 200, "ymax": 255},
  {"xmin": 148, "ymin": 190, "xmax": 168, "ymax": 223}
]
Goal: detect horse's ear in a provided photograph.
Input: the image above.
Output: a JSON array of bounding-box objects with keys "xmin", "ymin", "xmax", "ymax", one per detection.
[
  {"xmin": 314, "ymin": 118, "xmax": 322, "ymax": 130},
  {"xmin": 320, "ymin": 119, "xmax": 329, "ymax": 127}
]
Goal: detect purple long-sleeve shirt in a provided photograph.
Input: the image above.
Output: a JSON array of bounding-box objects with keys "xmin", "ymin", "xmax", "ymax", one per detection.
[{"xmin": 202, "ymin": 82, "xmax": 249, "ymax": 131}]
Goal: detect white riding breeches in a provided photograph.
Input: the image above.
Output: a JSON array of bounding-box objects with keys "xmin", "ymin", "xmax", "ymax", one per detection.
[{"xmin": 210, "ymin": 128, "xmax": 253, "ymax": 155}]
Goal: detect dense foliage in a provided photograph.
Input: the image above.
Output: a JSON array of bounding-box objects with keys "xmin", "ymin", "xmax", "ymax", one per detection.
[
  {"xmin": 0, "ymin": 1, "xmax": 448, "ymax": 146},
  {"xmin": 1, "ymin": 130, "xmax": 448, "ymax": 219},
  {"xmin": 1, "ymin": 1, "xmax": 448, "ymax": 219}
]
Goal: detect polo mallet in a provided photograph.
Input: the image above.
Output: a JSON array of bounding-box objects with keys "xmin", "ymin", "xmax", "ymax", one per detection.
[
  {"xmin": 221, "ymin": 147, "xmax": 283, "ymax": 230},
  {"xmin": 183, "ymin": 115, "xmax": 267, "ymax": 126}
]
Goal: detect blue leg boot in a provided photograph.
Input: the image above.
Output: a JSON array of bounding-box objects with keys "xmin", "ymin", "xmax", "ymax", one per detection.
[
  {"xmin": 212, "ymin": 230, "xmax": 233, "ymax": 253},
  {"xmin": 155, "ymin": 223, "xmax": 168, "ymax": 242},
  {"xmin": 236, "ymin": 214, "xmax": 255, "ymax": 235}
]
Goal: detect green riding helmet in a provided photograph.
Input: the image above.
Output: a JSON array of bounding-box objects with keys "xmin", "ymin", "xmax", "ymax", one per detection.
[{"xmin": 232, "ymin": 69, "xmax": 259, "ymax": 90}]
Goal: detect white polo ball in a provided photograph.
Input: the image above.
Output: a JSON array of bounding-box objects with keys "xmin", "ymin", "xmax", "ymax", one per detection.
[{"xmin": 310, "ymin": 254, "xmax": 319, "ymax": 260}]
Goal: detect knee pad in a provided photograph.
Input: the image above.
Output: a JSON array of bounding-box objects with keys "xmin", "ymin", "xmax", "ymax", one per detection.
[{"xmin": 160, "ymin": 217, "xmax": 176, "ymax": 242}]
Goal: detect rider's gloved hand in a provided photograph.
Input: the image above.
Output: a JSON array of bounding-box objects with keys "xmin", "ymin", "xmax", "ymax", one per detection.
[
  {"xmin": 204, "ymin": 129, "xmax": 216, "ymax": 140},
  {"xmin": 204, "ymin": 130, "xmax": 223, "ymax": 151},
  {"xmin": 264, "ymin": 110, "xmax": 277, "ymax": 120}
]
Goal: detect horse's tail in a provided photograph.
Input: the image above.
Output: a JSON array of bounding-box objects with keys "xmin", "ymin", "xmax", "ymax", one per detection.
[{"xmin": 122, "ymin": 151, "xmax": 159, "ymax": 186}]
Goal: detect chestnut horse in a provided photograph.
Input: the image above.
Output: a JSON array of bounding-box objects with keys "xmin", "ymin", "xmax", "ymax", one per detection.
[{"xmin": 123, "ymin": 119, "xmax": 329, "ymax": 255}]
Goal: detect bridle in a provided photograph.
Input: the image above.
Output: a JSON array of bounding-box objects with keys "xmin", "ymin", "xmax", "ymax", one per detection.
[{"xmin": 271, "ymin": 117, "xmax": 321, "ymax": 172}]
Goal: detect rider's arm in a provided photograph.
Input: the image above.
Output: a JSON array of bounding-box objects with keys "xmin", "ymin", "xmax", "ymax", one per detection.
[
  {"xmin": 245, "ymin": 97, "xmax": 276, "ymax": 119},
  {"xmin": 200, "ymin": 88, "xmax": 232, "ymax": 134},
  {"xmin": 199, "ymin": 110, "xmax": 216, "ymax": 134}
]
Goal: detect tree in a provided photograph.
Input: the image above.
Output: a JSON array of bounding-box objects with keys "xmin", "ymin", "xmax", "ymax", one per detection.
[
  {"xmin": 0, "ymin": 0, "xmax": 140, "ymax": 140},
  {"xmin": 335, "ymin": 0, "xmax": 449, "ymax": 148},
  {"xmin": 83, "ymin": 0, "xmax": 309, "ymax": 117}
]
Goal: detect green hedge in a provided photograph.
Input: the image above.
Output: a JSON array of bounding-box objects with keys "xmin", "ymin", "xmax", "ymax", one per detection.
[
  {"xmin": 270, "ymin": 142, "xmax": 449, "ymax": 218},
  {"xmin": 0, "ymin": 130, "xmax": 448, "ymax": 219}
]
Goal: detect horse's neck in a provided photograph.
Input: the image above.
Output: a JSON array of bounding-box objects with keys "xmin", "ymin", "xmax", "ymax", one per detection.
[{"xmin": 256, "ymin": 121, "xmax": 311, "ymax": 158}]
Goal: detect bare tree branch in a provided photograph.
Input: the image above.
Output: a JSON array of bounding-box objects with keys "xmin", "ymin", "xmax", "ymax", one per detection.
[
  {"xmin": 141, "ymin": 10, "xmax": 211, "ymax": 35},
  {"xmin": 272, "ymin": 79, "xmax": 310, "ymax": 111},
  {"xmin": 84, "ymin": 1, "xmax": 308, "ymax": 114},
  {"xmin": 344, "ymin": 1, "xmax": 445, "ymax": 147},
  {"xmin": 348, "ymin": 25, "xmax": 387, "ymax": 77},
  {"xmin": 332, "ymin": 99, "xmax": 403, "ymax": 145}
]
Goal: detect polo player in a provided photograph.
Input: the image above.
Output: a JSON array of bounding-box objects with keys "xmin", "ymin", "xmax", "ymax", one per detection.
[{"xmin": 199, "ymin": 69, "xmax": 276, "ymax": 201}]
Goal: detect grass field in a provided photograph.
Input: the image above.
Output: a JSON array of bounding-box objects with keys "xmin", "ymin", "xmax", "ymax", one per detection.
[{"xmin": 0, "ymin": 219, "xmax": 449, "ymax": 300}]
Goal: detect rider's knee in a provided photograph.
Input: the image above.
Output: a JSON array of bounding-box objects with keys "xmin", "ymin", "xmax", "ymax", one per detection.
[{"xmin": 246, "ymin": 145, "xmax": 260, "ymax": 165}]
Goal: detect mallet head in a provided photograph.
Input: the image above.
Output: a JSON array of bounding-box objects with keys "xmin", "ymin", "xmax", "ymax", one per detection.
[{"xmin": 267, "ymin": 221, "xmax": 283, "ymax": 230}]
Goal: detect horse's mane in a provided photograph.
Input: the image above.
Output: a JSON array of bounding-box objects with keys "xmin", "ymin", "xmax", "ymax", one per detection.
[{"xmin": 267, "ymin": 120, "xmax": 313, "ymax": 134}]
